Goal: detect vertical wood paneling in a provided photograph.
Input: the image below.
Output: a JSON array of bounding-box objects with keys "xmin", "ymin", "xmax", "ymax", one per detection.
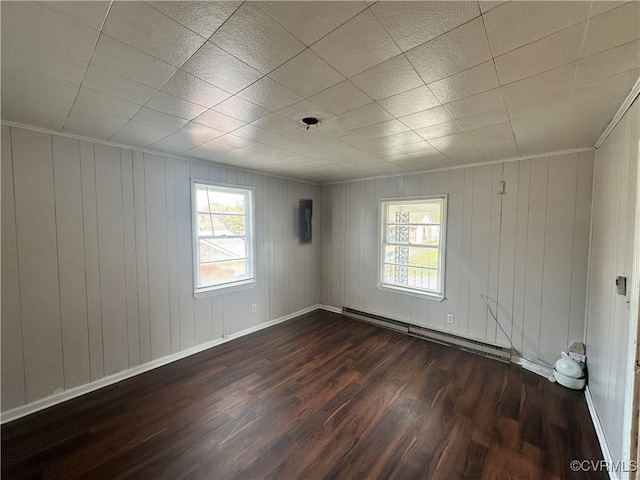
[
  {"xmin": 12, "ymin": 128, "xmax": 64, "ymax": 401},
  {"xmin": 458, "ymin": 168, "xmax": 474, "ymax": 337},
  {"xmin": 80, "ymin": 142, "xmax": 105, "ymax": 379},
  {"xmin": 132, "ymin": 151, "xmax": 151, "ymax": 364},
  {"xmin": 586, "ymin": 101, "xmax": 638, "ymax": 463},
  {"xmin": 512, "ymin": 160, "xmax": 531, "ymax": 352},
  {"xmin": 165, "ymin": 158, "xmax": 180, "ymax": 353},
  {"xmin": 144, "ymin": 154, "xmax": 171, "ymax": 359},
  {"xmin": 540, "ymin": 154, "xmax": 578, "ymax": 361},
  {"xmin": 52, "ymin": 136, "xmax": 90, "ymax": 388},
  {"xmin": 568, "ymin": 152, "xmax": 593, "ymax": 345},
  {"xmin": 3, "ymin": 126, "xmax": 321, "ymax": 413},
  {"xmin": 467, "ymin": 166, "xmax": 493, "ymax": 341},
  {"xmin": 1, "ymin": 126, "xmax": 27, "ymax": 409},
  {"xmin": 522, "ymin": 158, "xmax": 549, "ymax": 358},
  {"xmin": 445, "ymin": 169, "xmax": 465, "ymax": 336},
  {"xmin": 120, "ymin": 149, "xmax": 140, "ymax": 368},
  {"xmin": 427, "ymin": 171, "xmax": 449, "ymax": 331},
  {"xmin": 95, "ymin": 144, "xmax": 129, "ymax": 376},
  {"xmin": 174, "ymin": 160, "xmax": 195, "ymax": 350},
  {"xmin": 497, "ymin": 162, "xmax": 519, "ymax": 347},
  {"xmin": 485, "ymin": 165, "xmax": 503, "ymax": 343}
]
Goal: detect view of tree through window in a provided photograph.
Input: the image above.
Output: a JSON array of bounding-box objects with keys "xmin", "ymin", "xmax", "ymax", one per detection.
[
  {"xmin": 193, "ymin": 182, "xmax": 254, "ymax": 293},
  {"xmin": 380, "ymin": 197, "xmax": 446, "ymax": 298}
]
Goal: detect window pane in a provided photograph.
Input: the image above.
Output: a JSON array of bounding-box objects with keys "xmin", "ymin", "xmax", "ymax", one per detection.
[
  {"xmin": 387, "ymin": 202, "xmax": 441, "ymax": 224},
  {"xmin": 199, "ymin": 259, "xmax": 248, "ymax": 287},
  {"xmin": 208, "ymin": 191, "xmax": 245, "ymax": 213},
  {"xmin": 199, "ymin": 238, "xmax": 246, "ymax": 262},
  {"xmin": 211, "ymin": 214, "xmax": 246, "ymax": 236},
  {"xmin": 388, "ymin": 225, "xmax": 440, "ymax": 246},
  {"xmin": 196, "ymin": 186, "xmax": 211, "ymax": 213},
  {"xmin": 384, "ymin": 245, "xmax": 439, "ymax": 269},
  {"xmin": 383, "ymin": 265, "xmax": 439, "ymax": 289}
]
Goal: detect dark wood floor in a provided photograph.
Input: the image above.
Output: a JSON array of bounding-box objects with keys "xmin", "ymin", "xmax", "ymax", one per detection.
[{"xmin": 2, "ymin": 310, "xmax": 605, "ymax": 479}]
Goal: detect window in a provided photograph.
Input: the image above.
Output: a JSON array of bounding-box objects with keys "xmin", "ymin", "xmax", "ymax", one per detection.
[
  {"xmin": 379, "ymin": 196, "xmax": 447, "ymax": 299},
  {"xmin": 192, "ymin": 181, "xmax": 255, "ymax": 297}
]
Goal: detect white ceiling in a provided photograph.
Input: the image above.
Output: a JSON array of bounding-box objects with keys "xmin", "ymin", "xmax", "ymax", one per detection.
[{"xmin": 2, "ymin": 1, "xmax": 639, "ymax": 183}]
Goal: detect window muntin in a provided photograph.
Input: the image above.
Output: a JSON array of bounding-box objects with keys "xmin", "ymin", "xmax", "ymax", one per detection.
[
  {"xmin": 193, "ymin": 181, "xmax": 255, "ymax": 295},
  {"xmin": 379, "ymin": 196, "xmax": 446, "ymax": 299}
]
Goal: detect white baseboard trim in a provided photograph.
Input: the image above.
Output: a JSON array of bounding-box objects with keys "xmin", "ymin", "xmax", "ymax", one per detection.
[
  {"xmin": 1, "ymin": 305, "xmax": 321, "ymax": 424},
  {"xmin": 585, "ymin": 386, "xmax": 617, "ymax": 480},
  {"xmin": 318, "ymin": 304, "xmax": 342, "ymax": 314}
]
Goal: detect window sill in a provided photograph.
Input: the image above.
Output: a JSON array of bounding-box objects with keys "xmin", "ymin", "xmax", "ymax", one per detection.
[
  {"xmin": 376, "ymin": 283, "xmax": 445, "ymax": 301},
  {"xmin": 194, "ymin": 279, "xmax": 256, "ymax": 299}
]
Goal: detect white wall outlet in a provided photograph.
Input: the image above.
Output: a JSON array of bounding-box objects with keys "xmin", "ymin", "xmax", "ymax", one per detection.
[
  {"xmin": 252, "ymin": 304, "xmax": 257, "ymax": 313},
  {"xmin": 447, "ymin": 314, "xmax": 454, "ymax": 324}
]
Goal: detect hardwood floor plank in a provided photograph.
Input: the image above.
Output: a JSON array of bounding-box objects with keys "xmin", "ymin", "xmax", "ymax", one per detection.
[{"xmin": 2, "ymin": 311, "xmax": 606, "ymax": 479}]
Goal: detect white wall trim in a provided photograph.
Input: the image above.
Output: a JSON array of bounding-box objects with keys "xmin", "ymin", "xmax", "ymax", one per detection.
[
  {"xmin": 595, "ymin": 77, "xmax": 640, "ymax": 149},
  {"xmin": 585, "ymin": 386, "xmax": 618, "ymax": 480},
  {"xmin": 318, "ymin": 304, "xmax": 342, "ymax": 314},
  {"xmin": 1, "ymin": 305, "xmax": 321, "ymax": 424},
  {"xmin": 321, "ymin": 147, "xmax": 595, "ymax": 185},
  {"xmin": 0, "ymin": 121, "xmax": 319, "ymax": 186}
]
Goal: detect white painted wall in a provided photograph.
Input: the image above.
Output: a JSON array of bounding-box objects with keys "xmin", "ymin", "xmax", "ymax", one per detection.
[
  {"xmin": 1, "ymin": 125, "xmax": 320, "ymax": 412},
  {"xmin": 586, "ymin": 100, "xmax": 639, "ymax": 464},
  {"xmin": 320, "ymin": 152, "xmax": 594, "ymax": 365}
]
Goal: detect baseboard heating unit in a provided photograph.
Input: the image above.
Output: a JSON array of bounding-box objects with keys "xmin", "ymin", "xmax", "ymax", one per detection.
[{"xmin": 342, "ymin": 306, "xmax": 511, "ymax": 363}]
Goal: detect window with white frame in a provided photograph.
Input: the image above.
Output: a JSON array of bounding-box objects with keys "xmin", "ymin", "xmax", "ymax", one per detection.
[
  {"xmin": 379, "ymin": 196, "xmax": 447, "ymax": 299},
  {"xmin": 193, "ymin": 181, "xmax": 255, "ymax": 296}
]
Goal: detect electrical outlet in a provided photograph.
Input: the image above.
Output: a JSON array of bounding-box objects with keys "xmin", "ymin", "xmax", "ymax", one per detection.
[
  {"xmin": 252, "ymin": 304, "xmax": 257, "ymax": 313},
  {"xmin": 447, "ymin": 314, "xmax": 454, "ymax": 324}
]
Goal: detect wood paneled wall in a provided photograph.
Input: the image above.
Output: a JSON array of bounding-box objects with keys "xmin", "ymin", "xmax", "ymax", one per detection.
[
  {"xmin": 586, "ymin": 100, "xmax": 639, "ymax": 463},
  {"xmin": 320, "ymin": 152, "xmax": 594, "ymax": 364},
  {"xmin": 1, "ymin": 125, "xmax": 320, "ymax": 412}
]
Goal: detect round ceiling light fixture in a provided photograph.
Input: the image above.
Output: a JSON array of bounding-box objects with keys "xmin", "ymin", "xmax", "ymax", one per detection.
[{"xmin": 301, "ymin": 117, "xmax": 319, "ymax": 130}]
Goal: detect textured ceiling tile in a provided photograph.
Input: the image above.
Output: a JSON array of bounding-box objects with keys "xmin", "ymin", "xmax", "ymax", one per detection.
[
  {"xmin": 483, "ymin": 1, "xmax": 591, "ymax": 57},
  {"xmin": 91, "ymin": 34, "xmax": 177, "ymax": 89},
  {"xmin": 151, "ymin": 131, "xmax": 210, "ymax": 154},
  {"xmin": 455, "ymin": 107, "xmax": 510, "ymax": 131},
  {"xmin": 64, "ymin": 106, "xmax": 131, "ymax": 140},
  {"xmin": 398, "ymin": 106, "xmax": 453, "ymax": 130},
  {"xmin": 428, "ymin": 61, "xmax": 500, "ymax": 104},
  {"xmin": 309, "ymin": 81, "xmax": 373, "ymax": 115},
  {"xmin": 589, "ymin": 1, "xmax": 630, "ymax": 18},
  {"xmin": 277, "ymin": 99, "xmax": 335, "ymax": 124},
  {"xmin": 507, "ymin": 89, "xmax": 572, "ymax": 121},
  {"xmin": 494, "ymin": 22, "xmax": 585, "ymax": 85},
  {"xmin": 146, "ymin": 1, "xmax": 242, "ymax": 38},
  {"xmin": 1, "ymin": 35, "xmax": 88, "ymax": 84},
  {"xmin": 501, "ymin": 63, "xmax": 578, "ymax": 106},
  {"xmin": 444, "ymin": 88, "xmax": 505, "ymax": 119},
  {"xmin": 146, "ymin": 92, "xmax": 208, "ymax": 120},
  {"xmin": 237, "ymin": 76, "xmax": 303, "ymax": 111},
  {"xmin": 571, "ymin": 69, "xmax": 639, "ymax": 105},
  {"xmin": 257, "ymin": 1, "xmax": 367, "ymax": 46},
  {"xmin": 103, "ymin": 2, "xmax": 206, "ymax": 67},
  {"xmin": 576, "ymin": 40, "xmax": 640, "ymax": 85},
  {"xmin": 182, "ymin": 42, "xmax": 263, "ymax": 94},
  {"xmin": 350, "ymin": 54, "xmax": 424, "ymax": 101},
  {"xmin": 251, "ymin": 113, "xmax": 301, "ymax": 135},
  {"xmin": 268, "ymin": 49, "xmax": 345, "ymax": 98},
  {"xmin": 193, "ymin": 109, "xmax": 246, "ymax": 133},
  {"xmin": 2, "ymin": 1, "xmax": 100, "ymax": 61},
  {"xmin": 377, "ymin": 86, "xmax": 440, "ymax": 117},
  {"xmin": 339, "ymin": 119, "xmax": 410, "ymax": 144},
  {"xmin": 372, "ymin": 1, "xmax": 480, "ymax": 51},
  {"xmin": 131, "ymin": 107, "xmax": 189, "ymax": 132},
  {"xmin": 473, "ymin": 135, "xmax": 520, "ymax": 161},
  {"xmin": 213, "ymin": 96, "xmax": 271, "ymax": 123},
  {"xmin": 311, "ymin": 9, "xmax": 402, "ymax": 77},
  {"xmin": 406, "ymin": 17, "xmax": 492, "ymax": 84},
  {"xmin": 582, "ymin": 2, "xmax": 640, "ymax": 57},
  {"xmin": 109, "ymin": 121, "xmax": 173, "ymax": 147},
  {"xmin": 340, "ymin": 103, "xmax": 394, "ymax": 128},
  {"xmin": 37, "ymin": 1, "xmax": 111, "ymax": 30},
  {"xmin": 83, "ymin": 65, "xmax": 157, "ymax": 105},
  {"xmin": 210, "ymin": 2, "xmax": 306, "ymax": 74},
  {"xmin": 72, "ymin": 86, "xmax": 142, "ymax": 119},
  {"xmin": 1, "ymin": 66, "xmax": 79, "ymax": 131},
  {"xmin": 464, "ymin": 121, "xmax": 514, "ymax": 143},
  {"xmin": 415, "ymin": 121, "xmax": 463, "ymax": 141},
  {"xmin": 184, "ymin": 139, "xmax": 237, "ymax": 160},
  {"xmin": 161, "ymin": 70, "xmax": 231, "ymax": 108}
]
